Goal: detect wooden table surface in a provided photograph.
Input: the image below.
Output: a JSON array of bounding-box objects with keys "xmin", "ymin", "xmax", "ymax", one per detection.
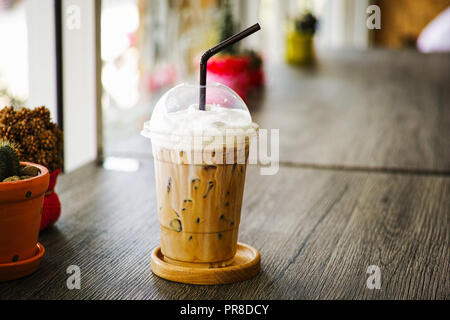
[
  {"xmin": 253, "ymin": 49, "xmax": 450, "ymax": 173},
  {"xmin": 1, "ymin": 50, "xmax": 449, "ymax": 299}
]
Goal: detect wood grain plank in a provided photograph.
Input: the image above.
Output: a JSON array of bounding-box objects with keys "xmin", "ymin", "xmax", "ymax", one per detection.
[{"xmin": 0, "ymin": 160, "xmax": 447, "ymax": 299}]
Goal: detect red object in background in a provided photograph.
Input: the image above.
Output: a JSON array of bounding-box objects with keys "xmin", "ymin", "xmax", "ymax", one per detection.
[
  {"xmin": 40, "ymin": 169, "xmax": 61, "ymax": 231},
  {"xmin": 128, "ymin": 32, "xmax": 137, "ymax": 48},
  {"xmin": 206, "ymin": 54, "xmax": 265, "ymax": 101},
  {"xmin": 146, "ymin": 64, "xmax": 177, "ymax": 92}
]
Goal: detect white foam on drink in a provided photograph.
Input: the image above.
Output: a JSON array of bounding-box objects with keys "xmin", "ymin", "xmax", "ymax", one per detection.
[
  {"xmin": 148, "ymin": 104, "xmax": 255, "ymax": 135},
  {"xmin": 142, "ymin": 83, "xmax": 258, "ymax": 151},
  {"xmin": 142, "ymin": 104, "xmax": 257, "ymax": 151}
]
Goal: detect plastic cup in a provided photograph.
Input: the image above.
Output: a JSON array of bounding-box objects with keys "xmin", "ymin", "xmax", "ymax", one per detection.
[{"xmin": 142, "ymin": 82, "xmax": 258, "ymax": 267}]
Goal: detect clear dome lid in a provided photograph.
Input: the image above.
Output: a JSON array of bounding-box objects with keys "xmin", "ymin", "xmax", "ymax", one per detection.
[{"xmin": 141, "ymin": 83, "xmax": 258, "ymax": 145}]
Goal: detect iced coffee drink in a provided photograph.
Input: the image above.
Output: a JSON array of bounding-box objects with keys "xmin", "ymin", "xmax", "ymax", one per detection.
[{"xmin": 142, "ymin": 83, "xmax": 258, "ymax": 267}]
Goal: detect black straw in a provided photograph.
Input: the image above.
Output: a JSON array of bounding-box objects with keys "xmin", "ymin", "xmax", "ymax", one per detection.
[{"xmin": 199, "ymin": 23, "xmax": 261, "ymax": 110}]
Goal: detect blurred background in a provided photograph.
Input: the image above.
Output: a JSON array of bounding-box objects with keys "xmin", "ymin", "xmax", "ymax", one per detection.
[{"xmin": 0, "ymin": 0, "xmax": 449, "ymax": 171}]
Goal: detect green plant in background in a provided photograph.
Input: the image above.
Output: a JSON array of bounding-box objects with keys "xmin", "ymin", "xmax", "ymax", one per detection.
[
  {"xmin": 294, "ymin": 12, "xmax": 318, "ymax": 35},
  {"xmin": 0, "ymin": 139, "xmax": 20, "ymax": 181},
  {"xmin": 216, "ymin": 0, "xmax": 262, "ymax": 66},
  {"xmin": 218, "ymin": 0, "xmax": 238, "ymax": 54}
]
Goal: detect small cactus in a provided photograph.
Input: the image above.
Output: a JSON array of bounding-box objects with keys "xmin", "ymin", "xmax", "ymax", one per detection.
[{"xmin": 0, "ymin": 139, "xmax": 20, "ymax": 181}]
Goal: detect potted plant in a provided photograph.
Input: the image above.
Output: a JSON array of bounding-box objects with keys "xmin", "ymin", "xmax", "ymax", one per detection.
[
  {"xmin": 0, "ymin": 140, "xmax": 49, "ymax": 281},
  {"xmin": 285, "ymin": 11, "xmax": 318, "ymax": 65},
  {"xmin": 0, "ymin": 106, "xmax": 63, "ymax": 231},
  {"xmin": 205, "ymin": 0, "xmax": 265, "ymax": 101}
]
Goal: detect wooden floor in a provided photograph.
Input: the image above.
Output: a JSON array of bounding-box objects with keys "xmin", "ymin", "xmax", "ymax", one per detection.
[{"xmin": 0, "ymin": 50, "xmax": 449, "ymax": 299}]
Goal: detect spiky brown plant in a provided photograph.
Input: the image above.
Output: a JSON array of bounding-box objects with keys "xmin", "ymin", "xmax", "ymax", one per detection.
[{"xmin": 0, "ymin": 106, "xmax": 63, "ymax": 172}]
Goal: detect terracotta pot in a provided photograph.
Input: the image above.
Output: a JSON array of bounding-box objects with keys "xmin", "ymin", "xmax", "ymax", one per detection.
[{"xmin": 0, "ymin": 162, "xmax": 49, "ymax": 264}]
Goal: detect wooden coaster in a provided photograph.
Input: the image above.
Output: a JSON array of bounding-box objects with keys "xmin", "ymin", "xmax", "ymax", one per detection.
[{"xmin": 151, "ymin": 243, "xmax": 260, "ymax": 285}]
